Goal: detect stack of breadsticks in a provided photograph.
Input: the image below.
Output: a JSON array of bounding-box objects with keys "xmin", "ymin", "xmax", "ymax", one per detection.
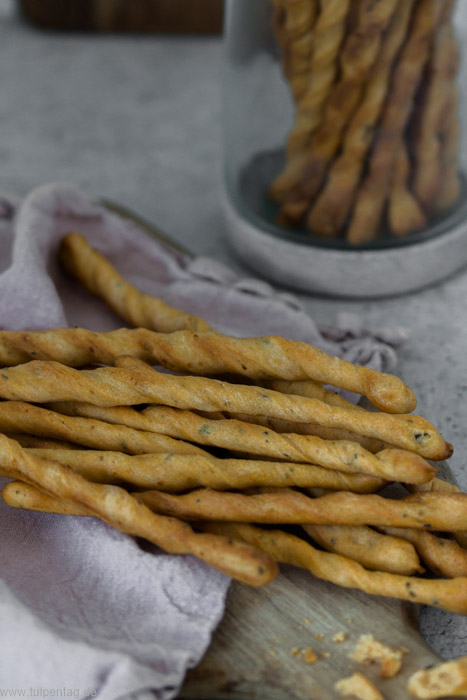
[
  {"xmin": 269, "ymin": 0, "xmax": 461, "ymax": 244},
  {"xmin": 1, "ymin": 232, "xmax": 466, "ymax": 614}
]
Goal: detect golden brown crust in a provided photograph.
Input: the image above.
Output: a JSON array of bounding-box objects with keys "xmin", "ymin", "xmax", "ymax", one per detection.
[
  {"xmin": 378, "ymin": 526, "xmax": 467, "ymax": 579},
  {"xmin": 0, "ymin": 401, "xmax": 206, "ymax": 456},
  {"xmin": 279, "ymin": 0, "xmax": 400, "ymax": 226},
  {"xmin": 346, "ymin": 0, "xmax": 441, "ymax": 245},
  {"xmin": 199, "ymin": 522, "xmax": 467, "ymax": 615},
  {"xmin": 0, "ymin": 442, "xmax": 278, "ymax": 587},
  {"xmin": 307, "ymin": 0, "xmax": 416, "ymax": 237},
  {"xmin": 0, "ymin": 357, "xmax": 443, "ymax": 456},
  {"xmin": 59, "ymin": 233, "xmax": 213, "ymax": 333},
  {"xmin": 303, "ymin": 523, "xmax": 423, "ymax": 575},
  {"xmin": 269, "ymin": 0, "xmax": 350, "ymax": 200},
  {"xmin": 0, "ymin": 325, "xmax": 417, "ymax": 414},
  {"xmin": 50, "ymin": 402, "xmax": 435, "ymax": 484},
  {"xmin": 137, "ymin": 487, "xmax": 467, "ymax": 532},
  {"xmin": 26, "ymin": 447, "xmax": 384, "ymax": 493}
]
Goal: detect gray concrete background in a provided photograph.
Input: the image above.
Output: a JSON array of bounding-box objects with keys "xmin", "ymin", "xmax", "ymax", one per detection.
[{"xmin": 1, "ymin": 4, "xmax": 466, "ymax": 666}]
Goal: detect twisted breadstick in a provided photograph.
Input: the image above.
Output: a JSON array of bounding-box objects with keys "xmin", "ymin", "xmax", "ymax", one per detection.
[
  {"xmin": 231, "ymin": 412, "xmax": 391, "ymax": 453},
  {"xmin": 0, "ymin": 326, "xmax": 417, "ymax": 414},
  {"xmin": 137, "ymin": 487, "xmax": 467, "ymax": 531},
  {"xmin": 408, "ymin": 478, "xmax": 467, "ymax": 551},
  {"xmin": 50, "ymin": 403, "xmax": 435, "ymax": 483},
  {"xmin": 378, "ymin": 526, "xmax": 467, "ymax": 579},
  {"xmin": 412, "ymin": 4, "xmax": 459, "ymax": 209},
  {"xmin": 302, "ymin": 523, "xmax": 423, "ymax": 575},
  {"xmin": 279, "ymin": 0, "xmax": 400, "ymax": 227},
  {"xmin": 264, "ymin": 378, "xmax": 363, "ymax": 410},
  {"xmin": 387, "ymin": 141, "xmax": 427, "ymax": 237},
  {"xmin": 25, "ymin": 447, "xmax": 383, "ymax": 493},
  {"xmin": 346, "ymin": 0, "xmax": 441, "ymax": 244},
  {"xmin": 273, "ymin": 0, "xmax": 318, "ymax": 90},
  {"xmin": 59, "ymin": 233, "xmax": 213, "ymax": 333},
  {"xmin": 270, "ymin": 0, "xmax": 351, "ymax": 202},
  {"xmin": 0, "ymin": 437, "xmax": 278, "ymax": 586},
  {"xmin": 121, "ymin": 356, "xmax": 449, "ymax": 458},
  {"xmin": 0, "ymin": 356, "xmax": 444, "ymax": 457},
  {"xmin": 199, "ymin": 522, "xmax": 467, "ymax": 615},
  {"xmin": 0, "ymin": 401, "xmax": 207, "ymax": 456},
  {"xmin": 307, "ymin": 0, "xmax": 416, "ymax": 237},
  {"xmin": 8, "ymin": 482, "xmax": 467, "ymax": 613}
]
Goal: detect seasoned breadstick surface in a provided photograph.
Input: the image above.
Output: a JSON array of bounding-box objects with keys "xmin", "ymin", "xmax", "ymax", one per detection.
[
  {"xmin": 0, "ymin": 326, "xmax": 417, "ymax": 414},
  {"xmin": 0, "ymin": 436, "xmax": 278, "ymax": 586}
]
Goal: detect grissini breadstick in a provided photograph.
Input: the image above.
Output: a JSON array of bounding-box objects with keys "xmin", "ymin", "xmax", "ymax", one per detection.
[
  {"xmin": 136, "ymin": 487, "xmax": 467, "ymax": 531},
  {"xmin": 0, "ymin": 326, "xmax": 417, "ymax": 414},
  {"xmin": 0, "ymin": 439, "xmax": 278, "ymax": 587},
  {"xmin": 408, "ymin": 656, "xmax": 467, "ymax": 698},
  {"xmin": 3, "ymin": 481, "xmax": 91, "ymax": 516},
  {"xmin": 263, "ymin": 378, "xmax": 364, "ymax": 411},
  {"xmin": 408, "ymin": 478, "xmax": 467, "ymax": 550},
  {"xmin": 272, "ymin": 0, "xmax": 318, "ymax": 93},
  {"xmin": 2, "ymin": 433, "xmax": 81, "ymax": 450},
  {"xmin": 306, "ymin": 0, "xmax": 416, "ymax": 237},
  {"xmin": 199, "ymin": 522, "xmax": 467, "ymax": 615},
  {"xmin": 0, "ymin": 401, "xmax": 207, "ymax": 456},
  {"xmin": 117, "ymin": 357, "xmax": 448, "ymax": 459},
  {"xmin": 302, "ymin": 523, "xmax": 424, "ymax": 575},
  {"xmin": 231, "ymin": 413, "xmax": 391, "ymax": 453},
  {"xmin": 25, "ymin": 447, "xmax": 385, "ymax": 493},
  {"xmin": 378, "ymin": 526, "xmax": 467, "ymax": 579},
  {"xmin": 279, "ymin": 0, "xmax": 400, "ymax": 226},
  {"xmin": 8, "ymin": 483, "xmax": 467, "ymax": 613},
  {"xmin": 412, "ymin": 4, "xmax": 458, "ymax": 210},
  {"xmin": 0, "ymin": 356, "xmax": 443, "ymax": 457},
  {"xmin": 346, "ymin": 0, "xmax": 441, "ymax": 245},
  {"xmin": 387, "ymin": 141, "xmax": 427, "ymax": 238},
  {"xmin": 49, "ymin": 403, "xmax": 435, "ymax": 484},
  {"xmin": 270, "ymin": 0, "xmax": 351, "ymax": 200},
  {"xmin": 59, "ymin": 233, "xmax": 213, "ymax": 333}
]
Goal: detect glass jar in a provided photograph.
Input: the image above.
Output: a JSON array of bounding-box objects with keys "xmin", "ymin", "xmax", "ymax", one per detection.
[{"xmin": 222, "ymin": 0, "xmax": 467, "ymax": 297}]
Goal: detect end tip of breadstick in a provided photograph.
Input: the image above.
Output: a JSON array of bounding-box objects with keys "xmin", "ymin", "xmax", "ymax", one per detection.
[
  {"xmin": 363, "ymin": 372, "xmax": 417, "ymax": 414},
  {"xmin": 59, "ymin": 232, "xmax": 88, "ymax": 270}
]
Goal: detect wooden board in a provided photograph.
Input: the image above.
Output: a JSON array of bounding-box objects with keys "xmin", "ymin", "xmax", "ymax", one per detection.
[
  {"xmin": 180, "ymin": 567, "xmax": 445, "ymax": 699},
  {"xmin": 180, "ymin": 463, "xmax": 459, "ymax": 699}
]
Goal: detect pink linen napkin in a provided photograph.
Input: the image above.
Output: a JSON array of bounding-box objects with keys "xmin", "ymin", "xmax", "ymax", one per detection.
[{"xmin": 0, "ymin": 184, "xmax": 408, "ymax": 699}]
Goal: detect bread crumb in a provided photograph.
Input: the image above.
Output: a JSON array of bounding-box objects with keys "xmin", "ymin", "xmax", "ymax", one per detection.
[
  {"xmin": 333, "ymin": 631, "xmax": 348, "ymax": 643},
  {"xmin": 349, "ymin": 634, "xmax": 404, "ymax": 678},
  {"xmin": 315, "ymin": 633, "xmax": 324, "ymax": 641},
  {"xmin": 303, "ymin": 617, "xmax": 313, "ymax": 625},
  {"xmin": 290, "ymin": 647, "xmax": 319, "ymax": 664},
  {"xmin": 335, "ymin": 672, "xmax": 384, "ymax": 700},
  {"xmin": 321, "ymin": 651, "xmax": 331, "ymax": 659},
  {"xmin": 304, "ymin": 647, "xmax": 318, "ymax": 664},
  {"xmin": 407, "ymin": 656, "xmax": 467, "ymax": 698}
]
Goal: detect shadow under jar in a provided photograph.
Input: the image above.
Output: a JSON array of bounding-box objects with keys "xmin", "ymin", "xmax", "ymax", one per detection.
[{"xmin": 222, "ymin": 0, "xmax": 467, "ymax": 298}]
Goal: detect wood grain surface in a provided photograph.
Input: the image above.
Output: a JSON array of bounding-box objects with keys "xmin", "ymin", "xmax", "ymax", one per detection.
[
  {"xmin": 179, "ymin": 563, "xmax": 444, "ymax": 699},
  {"xmin": 180, "ymin": 463, "xmax": 461, "ymax": 699}
]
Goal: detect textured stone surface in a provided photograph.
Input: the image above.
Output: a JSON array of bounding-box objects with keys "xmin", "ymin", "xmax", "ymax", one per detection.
[{"xmin": 1, "ymin": 7, "xmax": 465, "ymax": 666}]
